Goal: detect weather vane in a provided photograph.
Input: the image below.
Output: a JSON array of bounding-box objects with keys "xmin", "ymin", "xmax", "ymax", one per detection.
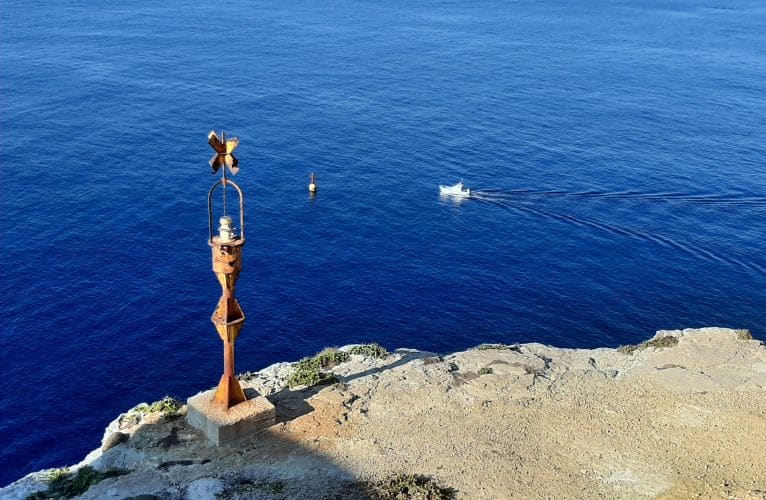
[{"xmin": 206, "ymin": 130, "xmax": 247, "ymax": 408}]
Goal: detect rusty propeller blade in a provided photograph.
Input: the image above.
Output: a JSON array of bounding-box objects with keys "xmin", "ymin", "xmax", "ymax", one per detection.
[{"xmin": 208, "ymin": 131, "xmax": 240, "ymax": 174}]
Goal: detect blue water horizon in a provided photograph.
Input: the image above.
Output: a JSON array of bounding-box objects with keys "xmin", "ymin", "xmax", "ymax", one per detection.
[{"xmin": 2, "ymin": 0, "xmax": 765, "ymax": 486}]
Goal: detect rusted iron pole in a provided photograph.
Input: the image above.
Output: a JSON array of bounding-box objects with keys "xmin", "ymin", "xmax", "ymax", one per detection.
[
  {"xmin": 207, "ymin": 131, "xmax": 247, "ymax": 409},
  {"xmin": 210, "ymin": 232, "xmax": 246, "ymax": 407}
]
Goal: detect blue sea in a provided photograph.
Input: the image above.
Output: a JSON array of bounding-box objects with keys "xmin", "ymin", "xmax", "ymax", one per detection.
[{"xmin": 2, "ymin": 0, "xmax": 765, "ymax": 486}]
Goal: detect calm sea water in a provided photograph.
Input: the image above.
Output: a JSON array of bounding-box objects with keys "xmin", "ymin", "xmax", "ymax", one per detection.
[{"xmin": 2, "ymin": 0, "xmax": 765, "ymax": 486}]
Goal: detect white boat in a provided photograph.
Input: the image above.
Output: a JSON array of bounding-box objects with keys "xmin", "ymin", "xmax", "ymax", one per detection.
[{"xmin": 439, "ymin": 179, "xmax": 471, "ymax": 197}]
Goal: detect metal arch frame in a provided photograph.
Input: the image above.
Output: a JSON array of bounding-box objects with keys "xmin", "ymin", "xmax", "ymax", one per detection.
[{"xmin": 208, "ymin": 179, "xmax": 245, "ymax": 243}]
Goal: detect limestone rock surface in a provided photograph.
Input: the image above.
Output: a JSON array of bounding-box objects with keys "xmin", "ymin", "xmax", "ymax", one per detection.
[{"xmin": 3, "ymin": 328, "xmax": 765, "ymax": 499}]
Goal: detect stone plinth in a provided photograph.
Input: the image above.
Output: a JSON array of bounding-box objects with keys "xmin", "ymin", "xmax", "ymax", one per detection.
[{"xmin": 186, "ymin": 389, "xmax": 275, "ymax": 445}]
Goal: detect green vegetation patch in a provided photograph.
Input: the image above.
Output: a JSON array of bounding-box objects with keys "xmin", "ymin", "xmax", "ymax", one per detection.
[
  {"xmin": 28, "ymin": 466, "xmax": 129, "ymax": 499},
  {"xmin": 40, "ymin": 468, "xmax": 70, "ymax": 483},
  {"xmin": 287, "ymin": 348, "xmax": 349, "ymax": 389},
  {"xmin": 478, "ymin": 366, "xmax": 493, "ymax": 375},
  {"xmin": 287, "ymin": 369, "xmax": 339, "ymax": 389},
  {"xmin": 305, "ymin": 347, "xmax": 351, "ymax": 370},
  {"xmin": 367, "ymin": 474, "xmax": 456, "ymax": 500},
  {"xmin": 735, "ymin": 329, "xmax": 753, "ymax": 340},
  {"xmin": 240, "ymin": 344, "xmax": 386, "ymax": 383},
  {"xmin": 474, "ymin": 343, "xmax": 514, "ymax": 351},
  {"xmin": 133, "ymin": 396, "xmax": 183, "ymax": 416},
  {"xmin": 348, "ymin": 343, "xmax": 389, "ymax": 359},
  {"xmin": 618, "ymin": 335, "xmax": 679, "ymax": 355}
]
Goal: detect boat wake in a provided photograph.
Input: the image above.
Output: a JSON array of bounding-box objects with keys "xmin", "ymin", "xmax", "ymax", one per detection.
[
  {"xmin": 471, "ymin": 189, "xmax": 766, "ymax": 207},
  {"xmin": 463, "ymin": 188, "xmax": 766, "ymax": 277}
]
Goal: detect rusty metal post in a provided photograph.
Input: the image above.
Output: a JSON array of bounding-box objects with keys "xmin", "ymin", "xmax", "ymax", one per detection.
[
  {"xmin": 210, "ymin": 229, "xmax": 246, "ymax": 407},
  {"xmin": 207, "ymin": 131, "xmax": 247, "ymax": 409}
]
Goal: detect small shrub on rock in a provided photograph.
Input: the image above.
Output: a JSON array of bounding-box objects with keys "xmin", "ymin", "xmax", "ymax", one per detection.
[
  {"xmin": 348, "ymin": 343, "xmax": 389, "ymax": 359},
  {"xmin": 478, "ymin": 366, "xmax": 493, "ymax": 375},
  {"xmin": 618, "ymin": 335, "xmax": 679, "ymax": 355},
  {"xmin": 474, "ymin": 344, "xmax": 513, "ymax": 351},
  {"xmin": 473, "ymin": 344, "xmax": 521, "ymax": 352},
  {"xmin": 288, "ymin": 366, "xmax": 319, "ymax": 388},
  {"xmin": 307, "ymin": 348, "xmax": 351, "ymax": 370},
  {"xmin": 40, "ymin": 468, "xmax": 69, "ymax": 483},
  {"xmin": 736, "ymin": 329, "xmax": 753, "ymax": 340},
  {"xmin": 617, "ymin": 344, "xmax": 636, "ymax": 355},
  {"xmin": 134, "ymin": 396, "xmax": 183, "ymax": 416},
  {"xmin": 645, "ymin": 336, "xmax": 679, "ymax": 349},
  {"xmin": 287, "ymin": 348, "xmax": 349, "ymax": 389},
  {"xmin": 27, "ymin": 466, "xmax": 129, "ymax": 499},
  {"xmin": 368, "ymin": 474, "xmax": 455, "ymax": 500}
]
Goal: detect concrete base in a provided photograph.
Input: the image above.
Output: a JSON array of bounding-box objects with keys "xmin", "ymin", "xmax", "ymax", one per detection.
[{"xmin": 186, "ymin": 388, "xmax": 275, "ymax": 445}]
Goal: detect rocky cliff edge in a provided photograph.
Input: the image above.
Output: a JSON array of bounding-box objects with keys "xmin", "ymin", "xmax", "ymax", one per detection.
[{"xmin": 4, "ymin": 327, "xmax": 765, "ymax": 499}]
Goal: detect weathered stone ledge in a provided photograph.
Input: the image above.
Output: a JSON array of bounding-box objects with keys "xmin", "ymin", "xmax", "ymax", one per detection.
[{"xmin": 3, "ymin": 327, "xmax": 765, "ymax": 499}]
